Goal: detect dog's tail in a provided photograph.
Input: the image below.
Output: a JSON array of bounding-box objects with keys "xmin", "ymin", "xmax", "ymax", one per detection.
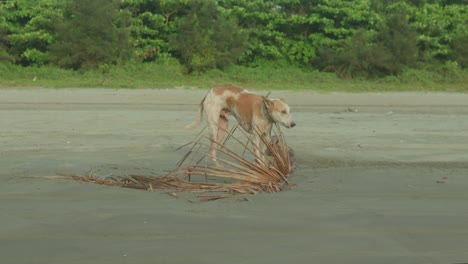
[{"xmin": 184, "ymin": 96, "xmax": 206, "ymax": 129}]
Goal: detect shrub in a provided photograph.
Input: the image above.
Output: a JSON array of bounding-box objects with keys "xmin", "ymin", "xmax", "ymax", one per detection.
[
  {"xmin": 314, "ymin": 11, "xmax": 418, "ymax": 78},
  {"xmin": 48, "ymin": 0, "xmax": 132, "ymax": 70}
]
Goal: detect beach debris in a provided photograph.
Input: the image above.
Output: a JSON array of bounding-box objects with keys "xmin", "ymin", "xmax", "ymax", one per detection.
[
  {"xmin": 265, "ymin": 135, "xmax": 296, "ymax": 169},
  {"xmin": 51, "ymin": 124, "xmax": 295, "ymax": 201}
]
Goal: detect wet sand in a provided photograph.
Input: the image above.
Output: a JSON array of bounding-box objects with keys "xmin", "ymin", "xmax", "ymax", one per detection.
[{"xmin": 1, "ymin": 88, "xmax": 468, "ymax": 264}]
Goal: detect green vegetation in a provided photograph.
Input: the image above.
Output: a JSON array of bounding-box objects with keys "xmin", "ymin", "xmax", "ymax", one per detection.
[
  {"xmin": 0, "ymin": 0, "xmax": 467, "ymax": 91},
  {"xmin": 48, "ymin": 0, "xmax": 132, "ymax": 70}
]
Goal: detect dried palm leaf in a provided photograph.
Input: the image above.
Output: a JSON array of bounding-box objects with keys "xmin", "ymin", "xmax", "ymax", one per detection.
[{"xmin": 48, "ymin": 123, "xmax": 295, "ymax": 200}]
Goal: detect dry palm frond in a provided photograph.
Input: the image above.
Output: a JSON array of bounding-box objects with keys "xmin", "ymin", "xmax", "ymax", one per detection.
[{"xmin": 51, "ymin": 124, "xmax": 295, "ymax": 199}]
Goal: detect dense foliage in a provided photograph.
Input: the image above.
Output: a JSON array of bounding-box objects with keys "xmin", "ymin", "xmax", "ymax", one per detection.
[{"xmin": 0, "ymin": 0, "xmax": 466, "ymax": 77}]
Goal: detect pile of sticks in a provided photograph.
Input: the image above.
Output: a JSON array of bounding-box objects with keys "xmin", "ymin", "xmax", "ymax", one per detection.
[{"xmin": 56, "ymin": 124, "xmax": 294, "ymax": 197}]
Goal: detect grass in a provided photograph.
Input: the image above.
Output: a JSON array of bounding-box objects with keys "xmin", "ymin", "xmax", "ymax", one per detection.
[{"xmin": 1, "ymin": 60, "xmax": 467, "ymax": 92}]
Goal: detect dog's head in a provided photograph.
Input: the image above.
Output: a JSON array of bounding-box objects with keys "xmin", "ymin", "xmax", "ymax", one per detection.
[{"xmin": 264, "ymin": 97, "xmax": 296, "ymax": 128}]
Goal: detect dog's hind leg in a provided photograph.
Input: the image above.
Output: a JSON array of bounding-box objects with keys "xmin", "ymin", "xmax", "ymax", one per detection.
[
  {"xmin": 217, "ymin": 110, "xmax": 229, "ymax": 144},
  {"xmin": 209, "ymin": 114, "xmax": 230, "ymax": 167}
]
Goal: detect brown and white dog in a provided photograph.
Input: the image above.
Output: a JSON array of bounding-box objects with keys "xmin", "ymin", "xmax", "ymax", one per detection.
[{"xmin": 185, "ymin": 85, "xmax": 296, "ymax": 163}]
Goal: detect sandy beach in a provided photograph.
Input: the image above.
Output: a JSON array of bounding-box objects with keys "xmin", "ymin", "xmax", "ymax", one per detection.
[{"xmin": 1, "ymin": 88, "xmax": 467, "ymax": 264}]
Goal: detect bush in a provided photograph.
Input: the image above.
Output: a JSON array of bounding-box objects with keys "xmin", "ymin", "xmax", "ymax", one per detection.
[
  {"xmin": 377, "ymin": 12, "xmax": 418, "ymax": 69},
  {"xmin": 314, "ymin": 11, "xmax": 418, "ymax": 79},
  {"xmin": 315, "ymin": 30, "xmax": 395, "ymax": 78},
  {"xmin": 48, "ymin": 0, "xmax": 132, "ymax": 70}
]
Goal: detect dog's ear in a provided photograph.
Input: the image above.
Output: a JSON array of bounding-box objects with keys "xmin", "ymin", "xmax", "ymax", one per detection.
[
  {"xmin": 280, "ymin": 98, "xmax": 286, "ymax": 103},
  {"xmin": 263, "ymin": 97, "xmax": 273, "ymax": 110},
  {"xmin": 263, "ymin": 92, "xmax": 273, "ymax": 109}
]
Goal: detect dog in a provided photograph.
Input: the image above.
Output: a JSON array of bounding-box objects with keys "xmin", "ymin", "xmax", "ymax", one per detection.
[{"xmin": 185, "ymin": 85, "xmax": 296, "ymax": 164}]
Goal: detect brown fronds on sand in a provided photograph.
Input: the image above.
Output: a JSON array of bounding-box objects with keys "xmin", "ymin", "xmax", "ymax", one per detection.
[{"xmin": 55, "ymin": 124, "xmax": 295, "ymax": 196}]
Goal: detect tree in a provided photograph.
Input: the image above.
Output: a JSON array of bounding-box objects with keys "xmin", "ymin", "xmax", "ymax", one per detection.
[
  {"xmin": 222, "ymin": 0, "xmax": 378, "ymax": 67},
  {"xmin": 0, "ymin": 28, "xmax": 12, "ymax": 63},
  {"xmin": 453, "ymin": 35, "xmax": 468, "ymax": 68},
  {"xmin": 0, "ymin": 0, "xmax": 66, "ymax": 66},
  {"xmin": 123, "ymin": 0, "xmax": 189, "ymax": 62},
  {"xmin": 376, "ymin": 11, "xmax": 419, "ymax": 70},
  {"xmin": 49, "ymin": 0, "xmax": 132, "ymax": 70},
  {"xmin": 411, "ymin": 2, "xmax": 466, "ymax": 62},
  {"xmin": 221, "ymin": 0, "xmax": 284, "ymax": 65},
  {"xmin": 314, "ymin": 10, "xmax": 418, "ymax": 79},
  {"xmin": 0, "ymin": 7, "xmax": 12, "ymax": 63},
  {"xmin": 171, "ymin": 0, "xmax": 247, "ymax": 73}
]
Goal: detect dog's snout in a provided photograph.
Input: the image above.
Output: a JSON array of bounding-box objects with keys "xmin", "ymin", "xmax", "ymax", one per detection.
[{"xmin": 290, "ymin": 121, "xmax": 296, "ymax": 128}]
